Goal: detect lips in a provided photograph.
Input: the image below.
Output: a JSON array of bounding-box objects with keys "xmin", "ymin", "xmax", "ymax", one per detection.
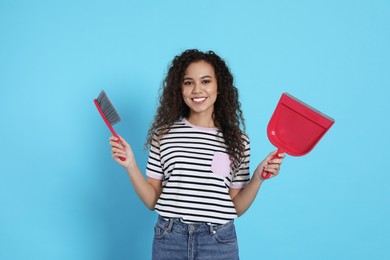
[{"xmin": 192, "ymin": 97, "xmax": 207, "ymax": 104}]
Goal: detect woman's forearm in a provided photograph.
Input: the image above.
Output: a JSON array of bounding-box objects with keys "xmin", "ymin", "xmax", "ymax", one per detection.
[
  {"xmin": 232, "ymin": 175, "xmax": 264, "ymax": 216},
  {"xmin": 125, "ymin": 162, "xmax": 161, "ymax": 210},
  {"xmin": 232, "ymin": 151, "xmax": 284, "ymax": 216}
]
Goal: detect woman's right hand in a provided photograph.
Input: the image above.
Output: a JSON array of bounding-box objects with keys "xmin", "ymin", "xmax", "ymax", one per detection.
[{"xmin": 109, "ymin": 135, "xmax": 136, "ymax": 169}]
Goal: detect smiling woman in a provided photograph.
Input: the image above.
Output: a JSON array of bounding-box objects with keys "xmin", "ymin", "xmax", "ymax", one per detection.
[{"xmin": 108, "ymin": 49, "xmax": 285, "ymax": 259}]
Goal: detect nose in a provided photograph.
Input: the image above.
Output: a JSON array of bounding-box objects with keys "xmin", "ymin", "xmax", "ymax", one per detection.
[{"xmin": 191, "ymin": 81, "xmax": 202, "ymax": 94}]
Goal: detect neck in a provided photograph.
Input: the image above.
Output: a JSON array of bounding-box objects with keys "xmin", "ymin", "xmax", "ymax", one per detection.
[{"xmin": 187, "ymin": 113, "xmax": 216, "ymax": 128}]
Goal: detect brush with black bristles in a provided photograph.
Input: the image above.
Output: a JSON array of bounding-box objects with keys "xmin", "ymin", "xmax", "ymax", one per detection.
[{"xmin": 94, "ymin": 90, "xmax": 126, "ymax": 161}]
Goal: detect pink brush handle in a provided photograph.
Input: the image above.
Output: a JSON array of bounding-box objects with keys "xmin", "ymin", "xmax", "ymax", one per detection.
[
  {"xmin": 112, "ymin": 136, "xmax": 126, "ymax": 162},
  {"xmin": 94, "ymin": 100, "xmax": 126, "ymax": 161},
  {"xmin": 261, "ymin": 150, "xmax": 281, "ymax": 179}
]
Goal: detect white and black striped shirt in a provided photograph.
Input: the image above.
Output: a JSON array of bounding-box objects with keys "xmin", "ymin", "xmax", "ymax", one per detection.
[{"xmin": 146, "ymin": 118, "xmax": 250, "ymax": 225}]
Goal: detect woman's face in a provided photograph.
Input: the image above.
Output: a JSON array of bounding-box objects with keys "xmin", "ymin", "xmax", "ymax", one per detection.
[{"xmin": 181, "ymin": 60, "xmax": 218, "ymax": 120}]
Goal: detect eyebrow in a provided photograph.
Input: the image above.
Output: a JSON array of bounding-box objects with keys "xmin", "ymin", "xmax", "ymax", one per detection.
[{"xmin": 183, "ymin": 75, "xmax": 213, "ymax": 80}]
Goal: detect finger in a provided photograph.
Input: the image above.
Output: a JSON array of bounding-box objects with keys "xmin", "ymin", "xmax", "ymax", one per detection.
[
  {"xmin": 269, "ymin": 151, "xmax": 286, "ymax": 159},
  {"xmin": 112, "ymin": 147, "xmax": 126, "ymax": 154},
  {"xmin": 263, "ymin": 169, "xmax": 278, "ymax": 179},
  {"xmin": 269, "ymin": 150, "xmax": 278, "ymax": 158},
  {"xmin": 112, "ymin": 150, "xmax": 127, "ymax": 160},
  {"xmin": 114, "ymin": 155, "xmax": 127, "ymax": 163},
  {"xmin": 109, "ymin": 136, "xmax": 119, "ymax": 145},
  {"xmin": 110, "ymin": 142, "xmax": 124, "ymax": 151},
  {"xmin": 109, "ymin": 136, "xmax": 121, "ymax": 143},
  {"xmin": 267, "ymin": 150, "xmax": 281, "ymax": 162},
  {"xmin": 265, "ymin": 163, "xmax": 281, "ymax": 172},
  {"xmin": 268, "ymin": 158, "xmax": 283, "ymax": 165},
  {"xmin": 265, "ymin": 165, "xmax": 279, "ymax": 172},
  {"xmin": 268, "ymin": 153, "xmax": 285, "ymax": 164},
  {"xmin": 110, "ymin": 136, "xmax": 125, "ymax": 148}
]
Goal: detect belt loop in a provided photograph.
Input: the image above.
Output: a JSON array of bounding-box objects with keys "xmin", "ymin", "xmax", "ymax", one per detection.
[{"xmin": 167, "ymin": 218, "xmax": 174, "ymax": 232}]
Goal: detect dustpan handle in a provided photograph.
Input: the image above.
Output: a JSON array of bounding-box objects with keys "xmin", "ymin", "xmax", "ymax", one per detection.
[{"xmin": 261, "ymin": 152, "xmax": 281, "ymax": 179}]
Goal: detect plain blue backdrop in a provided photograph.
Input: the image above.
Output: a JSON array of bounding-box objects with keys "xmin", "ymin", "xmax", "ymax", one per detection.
[{"xmin": 1, "ymin": 0, "xmax": 389, "ymax": 259}]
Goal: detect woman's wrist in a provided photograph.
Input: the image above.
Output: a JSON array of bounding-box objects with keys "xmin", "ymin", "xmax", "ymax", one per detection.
[
  {"xmin": 125, "ymin": 160, "xmax": 138, "ymax": 174},
  {"xmin": 253, "ymin": 168, "xmax": 265, "ymax": 183}
]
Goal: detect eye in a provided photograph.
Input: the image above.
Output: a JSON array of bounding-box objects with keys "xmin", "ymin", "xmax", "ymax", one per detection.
[
  {"xmin": 202, "ymin": 79, "xmax": 211, "ymax": 84},
  {"xmin": 183, "ymin": 80, "xmax": 193, "ymax": 86}
]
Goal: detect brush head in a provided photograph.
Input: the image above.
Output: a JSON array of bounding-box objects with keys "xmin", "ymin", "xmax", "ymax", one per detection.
[{"xmin": 95, "ymin": 90, "xmax": 121, "ymax": 126}]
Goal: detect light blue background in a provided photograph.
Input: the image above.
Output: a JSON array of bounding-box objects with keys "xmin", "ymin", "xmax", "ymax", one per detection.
[{"xmin": 1, "ymin": 0, "xmax": 389, "ymax": 259}]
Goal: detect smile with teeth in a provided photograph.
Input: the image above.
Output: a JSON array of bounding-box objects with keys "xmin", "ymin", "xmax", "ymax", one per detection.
[{"xmin": 192, "ymin": 97, "xmax": 207, "ymax": 104}]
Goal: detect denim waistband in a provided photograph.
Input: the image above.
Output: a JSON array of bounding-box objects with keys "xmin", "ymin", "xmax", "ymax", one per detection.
[{"xmin": 157, "ymin": 215, "xmax": 234, "ymax": 235}]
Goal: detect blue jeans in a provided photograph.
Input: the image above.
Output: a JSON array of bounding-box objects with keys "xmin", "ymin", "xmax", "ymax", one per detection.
[{"xmin": 152, "ymin": 215, "xmax": 239, "ymax": 260}]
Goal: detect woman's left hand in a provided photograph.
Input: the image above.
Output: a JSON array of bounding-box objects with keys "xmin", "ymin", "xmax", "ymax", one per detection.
[{"xmin": 254, "ymin": 150, "xmax": 286, "ymax": 180}]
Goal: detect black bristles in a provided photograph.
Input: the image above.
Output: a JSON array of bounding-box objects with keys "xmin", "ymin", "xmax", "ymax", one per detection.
[{"xmin": 96, "ymin": 90, "xmax": 121, "ymax": 125}]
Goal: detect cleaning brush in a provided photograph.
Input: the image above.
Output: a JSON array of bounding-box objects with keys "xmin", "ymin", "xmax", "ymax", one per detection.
[{"xmin": 94, "ymin": 90, "xmax": 126, "ymax": 161}]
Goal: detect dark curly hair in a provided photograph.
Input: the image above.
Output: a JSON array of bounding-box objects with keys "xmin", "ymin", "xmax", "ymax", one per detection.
[{"xmin": 146, "ymin": 49, "xmax": 246, "ymax": 170}]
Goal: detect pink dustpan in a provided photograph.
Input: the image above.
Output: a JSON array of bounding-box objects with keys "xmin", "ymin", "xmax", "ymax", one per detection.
[{"xmin": 262, "ymin": 93, "xmax": 335, "ymax": 179}]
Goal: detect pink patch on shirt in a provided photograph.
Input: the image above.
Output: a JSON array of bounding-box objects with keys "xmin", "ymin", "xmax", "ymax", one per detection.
[{"xmin": 211, "ymin": 152, "xmax": 232, "ymax": 177}]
